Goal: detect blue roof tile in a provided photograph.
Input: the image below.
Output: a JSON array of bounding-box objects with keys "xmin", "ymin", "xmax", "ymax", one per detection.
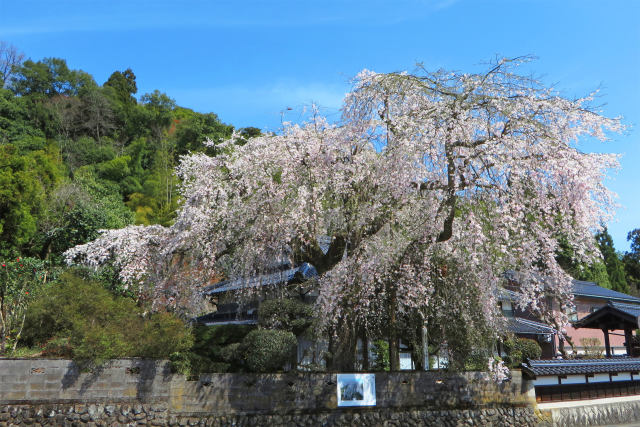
[
  {"xmin": 507, "ymin": 317, "xmax": 556, "ymax": 335},
  {"xmin": 572, "ymin": 280, "xmax": 640, "ymax": 303},
  {"xmin": 203, "ymin": 262, "xmax": 318, "ymax": 295}
]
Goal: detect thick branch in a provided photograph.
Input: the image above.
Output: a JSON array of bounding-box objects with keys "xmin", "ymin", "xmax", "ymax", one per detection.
[{"xmin": 437, "ymin": 137, "xmax": 458, "ymax": 243}]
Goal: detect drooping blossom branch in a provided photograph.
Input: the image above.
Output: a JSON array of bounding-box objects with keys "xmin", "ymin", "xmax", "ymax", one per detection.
[{"xmin": 65, "ymin": 58, "xmax": 622, "ymax": 340}]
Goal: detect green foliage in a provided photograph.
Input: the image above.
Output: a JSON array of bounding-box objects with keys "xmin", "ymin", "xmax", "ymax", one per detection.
[
  {"xmin": 42, "ymin": 337, "xmax": 73, "ymax": 358},
  {"xmin": 140, "ymin": 90, "xmax": 176, "ymax": 140},
  {"xmin": 371, "ymin": 340, "xmax": 390, "ymax": 371},
  {"xmin": 137, "ymin": 313, "xmax": 194, "ymax": 358},
  {"xmin": 72, "ymin": 169, "xmax": 135, "ymax": 230},
  {"xmin": 241, "ymin": 329, "xmax": 297, "ymax": 373},
  {"xmin": 97, "ymin": 155, "xmax": 131, "ymax": 182},
  {"xmin": 4, "ymin": 345, "xmax": 41, "ymax": 358},
  {"xmin": 173, "ymin": 109, "xmax": 233, "ymax": 157},
  {"xmin": 182, "ymin": 327, "xmax": 298, "ymax": 374},
  {"xmin": 504, "ymin": 337, "xmax": 542, "ymax": 367},
  {"xmin": 235, "ymin": 127, "xmax": 262, "ymax": 146},
  {"xmin": 168, "ymin": 324, "xmax": 253, "ymax": 377},
  {"xmin": 21, "ymin": 272, "xmax": 191, "ymax": 366},
  {"xmin": 63, "ymin": 136, "xmax": 116, "ymax": 169},
  {"xmin": 464, "ymin": 349, "xmax": 493, "ymax": 371},
  {"xmin": 258, "ymin": 298, "xmax": 314, "ymax": 335},
  {"xmin": 168, "ymin": 352, "xmax": 192, "ymax": 376},
  {"xmin": 0, "ymin": 48, "xmax": 258, "ymax": 270},
  {"xmin": 0, "ymin": 144, "xmax": 62, "ymax": 255},
  {"xmin": 556, "ymin": 236, "xmax": 611, "ymax": 288},
  {"xmin": 425, "ymin": 256, "xmax": 497, "ymax": 371},
  {"xmin": 624, "ymin": 229, "xmax": 640, "ymax": 291},
  {"xmin": 0, "ymin": 89, "xmax": 44, "ymax": 144},
  {"xmin": 596, "ymin": 228, "xmax": 629, "ymax": 293},
  {"xmin": 104, "ymin": 68, "xmax": 137, "ymax": 106},
  {"xmin": 0, "ymin": 256, "xmax": 53, "ymax": 353},
  {"xmin": 10, "ymin": 58, "xmax": 95, "ymax": 98},
  {"xmin": 33, "ymin": 182, "xmax": 133, "ymax": 262}
]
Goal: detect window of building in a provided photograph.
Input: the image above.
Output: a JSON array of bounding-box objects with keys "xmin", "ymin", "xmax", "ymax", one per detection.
[
  {"xmin": 568, "ymin": 307, "xmax": 578, "ymax": 322},
  {"xmin": 500, "ymin": 301, "xmax": 514, "ymax": 317}
]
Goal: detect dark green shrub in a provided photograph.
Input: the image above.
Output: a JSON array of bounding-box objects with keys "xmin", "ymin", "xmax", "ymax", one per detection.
[
  {"xmin": 22, "ymin": 271, "xmax": 135, "ymax": 346},
  {"xmin": 519, "ymin": 338, "xmax": 542, "ymax": 361},
  {"xmin": 505, "ymin": 350, "xmax": 523, "ymax": 367},
  {"xmin": 190, "ymin": 324, "xmax": 253, "ymax": 370},
  {"xmin": 242, "ymin": 329, "xmax": 297, "ymax": 373},
  {"xmin": 371, "ymin": 340, "xmax": 390, "ymax": 371},
  {"xmin": 42, "ymin": 337, "xmax": 73, "ymax": 358},
  {"xmin": 21, "ymin": 272, "xmax": 191, "ymax": 366},
  {"xmin": 169, "ymin": 352, "xmax": 229, "ymax": 379},
  {"xmin": 71, "ymin": 324, "xmax": 134, "ymax": 367},
  {"xmin": 258, "ymin": 298, "xmax": 314, "ymax": 335},
  {"xmin": 464, "ymin": 349, "xmax": 492, "ymax": 371},
  {"xmin": 168, "ymin": 324, "xmax": 254, "ymax": 376},
  {"xmin": 169, "ymin": 352, "xmax": 191, "ymax": 376},
  {"xmin": 136, "ymin": 313, "xmax": 194, "ymax": 358},
  {"xmin": 504, "ymin": 337, "xmax": 541, "ymax": 367},
  {"xmin": 220, "ymin": 342, "xmax": 242, "ymax": 363}
]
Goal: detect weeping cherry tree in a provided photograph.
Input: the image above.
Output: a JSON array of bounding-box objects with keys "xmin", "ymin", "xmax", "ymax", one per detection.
[{"xmin": 65, "ymin": 58, "xmax": 622, "ymax": 371}]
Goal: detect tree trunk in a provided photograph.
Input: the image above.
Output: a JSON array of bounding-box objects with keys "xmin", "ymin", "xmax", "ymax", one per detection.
[
  {"xmin": 0, "ymin": 300, "xmax": 6, "ymax": 354},
  {"xmin": 413, "ymin": 323, "xmax": 424, "ymax": 371},
  {"xmin": 361, "ymin": 328, "xmax": 369, "ymax": 371},
  {"xmin": 327, "ymin": 331, "xmax": 335, "ymax": 370},
  {"xmin": 388, "ymin": 284, "xmax": 399, "ymax": 371},
  {"xmin": 352, "ymin": 326, "xmax": 359, "ymax": 371},
  {"xmin": 11, "ymin": 312, "xmax": 26, "ymax": 352}
]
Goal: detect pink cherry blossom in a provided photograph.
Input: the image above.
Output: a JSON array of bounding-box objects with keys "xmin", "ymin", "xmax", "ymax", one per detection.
[{"xmin": 65, "ymin": 58, "xmax": 622, "ymax": 344}]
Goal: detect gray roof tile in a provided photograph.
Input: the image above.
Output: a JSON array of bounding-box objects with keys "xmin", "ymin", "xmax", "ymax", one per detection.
[
  {"xmin": 523, "ymin": 357, "xmax": 640, "ymax": 376},
  {"xmin": 507, "ymin": 317, "xmax": 556, "ymax": 335}
]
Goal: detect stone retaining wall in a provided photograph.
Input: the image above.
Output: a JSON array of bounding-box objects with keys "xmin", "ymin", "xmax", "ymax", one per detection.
[
  {"xmin": 0, "ymin": 404, "xmax": 541, "ymax": 426},
  {"xmin": 0, "ymin": 402, "xmax": 169, "ymax": 426},
  {"xmin": 0, "ymin": 358, "xmax": 171, "ymax": 404},
  {"xmin": 2, "ymin": 358, "xmax": 638, "ymax": 426},
  {"xmin": 546, "ymin": 399, "xmax": 640, "ymax": 426},
  {"xmin": 170, "ymin": 370, "xmax": 531, "ymax": 414}
]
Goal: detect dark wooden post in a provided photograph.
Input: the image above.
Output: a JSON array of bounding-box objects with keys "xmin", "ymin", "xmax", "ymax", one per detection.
[
  {"xmin": 624, "ymin": 328, "xmax": 633, "ymax": 356},
  {"xmin": 603, "ymin": 328, "xmax": 611, "ymax": 358},
  {"xmin": 361, "ymin": 328, "xmax": 369, "ymax": 371}
]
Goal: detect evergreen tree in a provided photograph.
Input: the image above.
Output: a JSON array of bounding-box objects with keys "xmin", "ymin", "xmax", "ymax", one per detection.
[
  {"xmin": 556, "ymin": 236, "xmax": 611, "ymax": 288},
  {"xmin": 595, "ymin": 228, "xmax": 629, "ymax": 293},
  {"xmin": 624, "ymin": 229, "xmax": 640, "ymax": 291}
]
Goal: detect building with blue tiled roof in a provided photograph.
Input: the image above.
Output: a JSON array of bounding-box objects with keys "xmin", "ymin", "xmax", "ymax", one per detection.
[{"xmin": 500, "ymin": 276, "xmax": 640, "ymax": 358}]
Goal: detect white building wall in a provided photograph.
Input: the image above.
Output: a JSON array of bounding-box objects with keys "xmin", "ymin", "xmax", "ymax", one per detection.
[
  {"xmin": 612, "ymin": 372, "xmax": 632, "ymax": 382},
  {"xmin": 534, "ymin": 376, "xmax": 559, "ymax": 386},
  {"xmin": 562, "ymin": 374, "xmax": 586, "ymax": 385},
  {"xmin": 590, "ymin": 373, "xmax": 610, "ymax": 383}
]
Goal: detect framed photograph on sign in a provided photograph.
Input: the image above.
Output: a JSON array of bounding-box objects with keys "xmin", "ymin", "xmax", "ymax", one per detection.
[{"xmin": 337, "ymin": 373, "xmax": 376, "ymax": 407}]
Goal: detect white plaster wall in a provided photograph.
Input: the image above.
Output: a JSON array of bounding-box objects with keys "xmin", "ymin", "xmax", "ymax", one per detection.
[
  {"xmin": 534, "ymin": 376, "xmax": 558, "ymax": 386},
  {"xmin": 562, "ymin": 374, "xmax": 587, "ymax": 385},
  {"xmin": 612, "ymin": 372, "xmax": 631, "ymax": 382},
  {"xmin": 590, "ymin": 373, "xmax": 610, "ymax": 383}
]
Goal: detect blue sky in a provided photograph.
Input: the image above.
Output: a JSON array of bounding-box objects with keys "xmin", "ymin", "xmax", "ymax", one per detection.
[{"xmin": 1, "ymin": 0, "xmax": 638, "ymax": 250}]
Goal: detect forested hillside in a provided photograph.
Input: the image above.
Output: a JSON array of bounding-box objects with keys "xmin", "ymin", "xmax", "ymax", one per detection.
[
  {"xmin": 0, "ymin": 42, "xmax": 262, "ymax": 357},
  {"xmin": 0, "ymin": 44, "xmax": 259, "ymax": 263}
]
